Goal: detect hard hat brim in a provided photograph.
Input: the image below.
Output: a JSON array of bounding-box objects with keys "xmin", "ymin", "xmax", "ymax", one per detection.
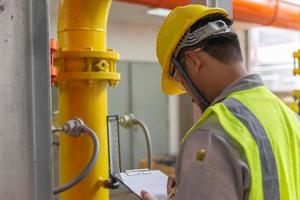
[{"xmin": 161, "ymin": 64, "xmax": 186, "ymax": 95}]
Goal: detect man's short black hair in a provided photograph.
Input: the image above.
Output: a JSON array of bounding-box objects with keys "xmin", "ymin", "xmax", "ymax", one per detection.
[{"xmin": 178, "ymin": 13, "xmax": 243, "ymax": 65}]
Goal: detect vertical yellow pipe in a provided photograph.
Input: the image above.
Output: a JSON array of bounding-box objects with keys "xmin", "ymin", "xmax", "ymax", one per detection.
[
  {"xmin": 55, "ymin": 0, "xmax": 119, "ymax": 199},
  {"xmin": 59, "ymin": 81, "xmax": 109, "ymax": 200},
  {"xmin": 58, "ymin": 0, "xmax": 110, "ymax": 51}
]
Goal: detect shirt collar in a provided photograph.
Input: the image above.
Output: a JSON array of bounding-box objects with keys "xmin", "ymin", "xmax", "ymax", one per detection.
[{"xmin": 211, "ymin": 74, "xmax": 264, "ymax": 105}]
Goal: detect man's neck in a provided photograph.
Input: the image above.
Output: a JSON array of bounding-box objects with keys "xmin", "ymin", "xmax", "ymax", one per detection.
[{"xmin": 206, "ymin": 62, "xmax": 248, "ymax": 102}]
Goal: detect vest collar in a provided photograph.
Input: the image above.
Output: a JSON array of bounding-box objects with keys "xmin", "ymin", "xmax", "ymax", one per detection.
[{"xmin": 211, "ymin": 74, "xmax": 264, "ymax": 105}]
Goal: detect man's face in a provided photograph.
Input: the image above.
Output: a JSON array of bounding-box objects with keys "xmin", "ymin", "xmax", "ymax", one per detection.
[{"xmin": 170, "ymin": 50, "xmax": 206, "ymax": 108}]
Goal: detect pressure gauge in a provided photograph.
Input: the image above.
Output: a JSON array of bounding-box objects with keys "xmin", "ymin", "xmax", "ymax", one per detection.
[{"xmin": 107, "ymin": 115, "xmax": 121, "ymax": 175}]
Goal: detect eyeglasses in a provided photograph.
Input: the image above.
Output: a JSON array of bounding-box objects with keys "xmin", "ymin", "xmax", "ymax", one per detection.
[
  {"xmin": 169, "ymin": 62, "xmax": 185, "ymax": 90},
  {"xmin": 169, "ymin": 63, "xmax": 181, "ymax": 82},
  {"xmin": 169, "ymin": 56, "xmax": 184, "ymax": 82}
]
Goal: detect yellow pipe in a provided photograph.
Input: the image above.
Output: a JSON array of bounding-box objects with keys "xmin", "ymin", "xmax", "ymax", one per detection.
[
  {"xmin": 58, "ymin": 0, "xmax": 110, "ymax": 51},
  {"xmin": 55, "ymin": 0, "xmax": 119, "ymax": 199}
]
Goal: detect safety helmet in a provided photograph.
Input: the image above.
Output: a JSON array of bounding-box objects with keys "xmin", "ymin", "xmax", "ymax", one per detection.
[{"xmin": 156, "ymin": 4, "xmax": 229, "ymax": 95}]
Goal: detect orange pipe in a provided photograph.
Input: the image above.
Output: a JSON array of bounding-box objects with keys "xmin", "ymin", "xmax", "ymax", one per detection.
[
  {"xmin": 117, "ymin": 0, "xmax": 300, "ymax": 30},
  {"xmin": 117, "ymin": 0, "xmax": 188, "ymax": 8}
]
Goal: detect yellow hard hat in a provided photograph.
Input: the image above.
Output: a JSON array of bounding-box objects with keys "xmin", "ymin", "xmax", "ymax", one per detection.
[{"xmin": 156, "ymin": 4, "xmax": 228, "ymax": 95}]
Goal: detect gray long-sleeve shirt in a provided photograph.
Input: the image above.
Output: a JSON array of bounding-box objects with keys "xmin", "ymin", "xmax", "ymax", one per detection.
[{"xmin": 175, "ymin": 74, "xmax": 264, "ymax": 200}]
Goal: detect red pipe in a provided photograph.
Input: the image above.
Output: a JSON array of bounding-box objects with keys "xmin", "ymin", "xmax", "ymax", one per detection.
[{"xmin": 117, "ymin": 0, "xmax": 300, "ymax": 30}]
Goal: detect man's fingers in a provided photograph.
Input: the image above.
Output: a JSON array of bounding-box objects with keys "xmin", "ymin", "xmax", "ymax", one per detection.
[
  {"xmin": 170, "ymin": 187, "xmax": 176, "ymax": 195},
  {"xmin": 141, "ymin": 190, "xmax": 147, "ymax": 198},
  {"xmin": 141, "ymin": 190, "xmax": 154, "ymax": 200},
  {"xmin": 167, "ymin": 176, "xmax": 176, "ymax": 193}
]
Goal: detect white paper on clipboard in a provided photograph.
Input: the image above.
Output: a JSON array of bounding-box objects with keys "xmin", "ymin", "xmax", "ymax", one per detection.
[{"xmin": 114, "ymin": 169, "xmax": 168, "ymax": 200}]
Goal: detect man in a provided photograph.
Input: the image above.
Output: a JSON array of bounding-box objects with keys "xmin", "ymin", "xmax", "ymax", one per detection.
[{"xmin": 141, "ymin": 4, "xmax": 300, "ymax": 200}]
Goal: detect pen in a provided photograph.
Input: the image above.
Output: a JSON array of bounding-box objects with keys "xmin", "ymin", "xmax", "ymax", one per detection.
[{"xmin": 168, "ymin": 192, "xmax": 175, "ymax": 199}]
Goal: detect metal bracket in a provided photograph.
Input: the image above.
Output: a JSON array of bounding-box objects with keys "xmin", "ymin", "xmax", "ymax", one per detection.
[{"xmin": 104, "ymin": 177, "xmax": 120, "ymax": 189}]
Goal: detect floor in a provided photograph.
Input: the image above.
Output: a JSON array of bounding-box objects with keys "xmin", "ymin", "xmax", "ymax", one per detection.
[
  {"xmin": 110, "ymin": 185, "xmax": 140, "ymax": 200},
  {"xmin": 110, "ymin": 192, "xmax": 139, "ymax": 200}
]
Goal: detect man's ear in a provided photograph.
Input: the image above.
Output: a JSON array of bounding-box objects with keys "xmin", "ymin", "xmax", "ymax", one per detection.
[{"xmin": 184, "ymin": 48, "xmax": 203, "ymax": 73}]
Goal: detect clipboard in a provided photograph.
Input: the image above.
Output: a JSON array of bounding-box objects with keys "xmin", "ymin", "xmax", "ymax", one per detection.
[
  {"xmin": 113, "ymin": 169, "xmax": 168, "ymax": 200},
  {"xmin": 107, "ymin": 116, "xmax": 168, "ymax": 200}
]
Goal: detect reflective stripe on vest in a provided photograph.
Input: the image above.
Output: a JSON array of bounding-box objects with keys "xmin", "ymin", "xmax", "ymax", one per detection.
[{"xmin": 223, "ymin": 97, "xmax": 280, "ymax": 200}]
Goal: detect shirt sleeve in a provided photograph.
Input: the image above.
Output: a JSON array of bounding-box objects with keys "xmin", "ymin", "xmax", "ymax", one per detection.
[{"xmin": 175, "ymin": 127, "xmax": 250, "ymax": 200}]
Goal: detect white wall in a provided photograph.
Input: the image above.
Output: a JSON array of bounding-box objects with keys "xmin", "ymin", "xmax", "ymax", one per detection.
[
  {"xmin": 107, "ymin": 20, "xmax": 160, "ymax": 62},
  {"xmin": 234, "ymin": 22, "xmax": 257, "ymax": 66}
]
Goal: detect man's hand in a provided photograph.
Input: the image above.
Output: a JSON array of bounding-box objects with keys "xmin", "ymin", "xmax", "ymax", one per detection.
[
  {"xmin": 167, "ymin": 176, "xmax": 176, "ymax": 199},
  {"xmin": 140, "ymin": 176, "xmax": 176, "ymax": 200},
  {"xmin": 141, "ymin": 190, "xmax": 155, "ymax": 200}
]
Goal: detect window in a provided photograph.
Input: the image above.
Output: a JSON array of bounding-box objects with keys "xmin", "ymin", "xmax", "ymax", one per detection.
[{"xmin": 248, "ymin": 26, "xmax": 300, "ymax": 92}]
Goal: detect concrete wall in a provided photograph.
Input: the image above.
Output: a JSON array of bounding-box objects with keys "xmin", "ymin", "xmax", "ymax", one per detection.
[
  {"xmin": 0, "ymin": 0, "xmax": 52, "ymax": 199},
  {"xmin": 0, "ymin": 2, "xmax": 34, "ymax": 197}
]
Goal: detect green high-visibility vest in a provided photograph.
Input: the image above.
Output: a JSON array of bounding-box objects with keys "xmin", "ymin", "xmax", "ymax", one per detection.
[{"xmin": 183, "ymin": 86, "xmax": 300, "ymax": 200}]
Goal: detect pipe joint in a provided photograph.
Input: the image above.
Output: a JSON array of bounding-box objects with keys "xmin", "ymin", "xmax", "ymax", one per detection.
[
  {"xmin": 63, "ymin": 118, "xmax": 86, "ymax": 137},
  {"xmin": 54, "ymin": 49, "xmax": 120, "ymax": 86},
  {"xmin": 293, "ymin": 50, "xmax": 300, "ymax": 76},
  {"xmin": 119, "ymin": 113, "xmax": 137, "ymax": 128}
]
